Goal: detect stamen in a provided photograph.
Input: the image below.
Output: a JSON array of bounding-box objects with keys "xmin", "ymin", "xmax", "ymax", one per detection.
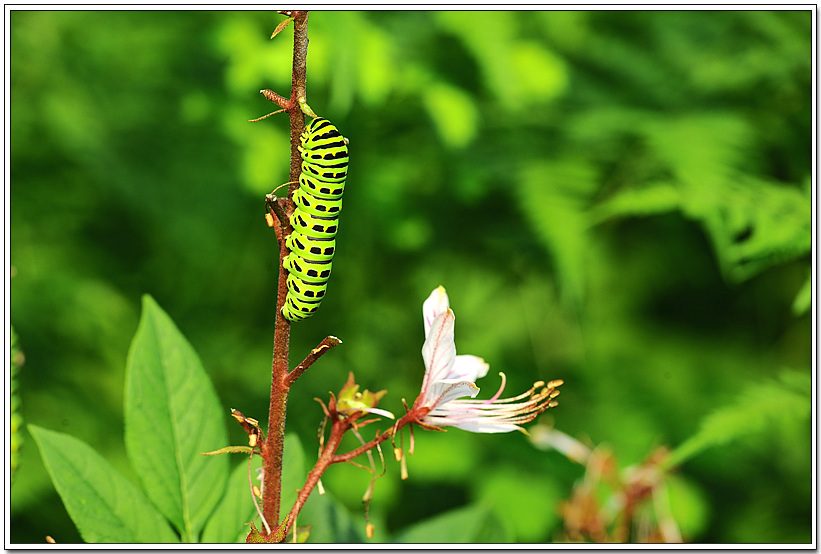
[
  {"xmin": 400, "ymin": 451, "xmax": 408, "ymax": 480},
  {"xmin": 482, "ymin": 372, "xmax": 508, "ymax": 405}
]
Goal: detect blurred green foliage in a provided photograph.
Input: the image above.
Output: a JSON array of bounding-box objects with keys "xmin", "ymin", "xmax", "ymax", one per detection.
[
  {"xmin": 10, "ymin": 9, "xmax": 811, "ymax": 543},
  {"xmin": 10, "ymin": 327, "xmax": 24, "ymax": 484}
]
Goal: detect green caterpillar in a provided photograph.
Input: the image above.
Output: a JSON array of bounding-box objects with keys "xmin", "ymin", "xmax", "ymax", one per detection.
[{"xmin": 281, "ymin": 117, "xmax": 348, "ymax": 322}]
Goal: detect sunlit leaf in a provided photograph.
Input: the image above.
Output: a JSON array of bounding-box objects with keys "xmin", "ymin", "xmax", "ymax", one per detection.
[
  {"xmin": 30, "ymin": 425, "xmax": 179, "ymax": 544},
  {"xmin": 124, "ymin": 295, "xmax": 229, "ymax": 541}
]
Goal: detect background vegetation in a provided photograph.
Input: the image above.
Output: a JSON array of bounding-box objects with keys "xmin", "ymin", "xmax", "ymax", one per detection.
[{"xmin": 9, "ymin": 9, "xmax": 812, "ymax": 543}]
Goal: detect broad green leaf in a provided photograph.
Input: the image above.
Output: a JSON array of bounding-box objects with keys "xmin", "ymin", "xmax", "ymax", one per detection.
[
  {"xmin": 124, "ymin": 295, "xmax": 229, "ymax": 541},
  {"xmin": 393, "ymin": 503, "xmax": 508, "ymax": 543},
  {"xmin": 201, "ymin": 457, "xmax": 261, "ymax": 543},
  {"xmin": 30, "ymin": 425, "xmax": 179, "ymax": 544},
  {"xmin": 281, "ymin": 433, "xmax": 307, "ymax": 518}
]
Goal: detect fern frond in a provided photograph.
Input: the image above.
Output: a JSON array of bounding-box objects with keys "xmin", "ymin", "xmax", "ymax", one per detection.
[{"xmin": 665, "ymin": 369, "xmax": 811, "ymax": 469}]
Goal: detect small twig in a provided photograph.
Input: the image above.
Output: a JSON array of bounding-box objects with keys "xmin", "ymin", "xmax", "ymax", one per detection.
[
  {"xmin": 260, "ymin": 89, "xmax": 292, "ymax": 109},
  {"xmin": 249, "ymin": 107, "xmax": 286, "ymax": 123},
  {"xmin": 265, "ymin": 194, "xmax": 290, "ymax": 230},
  {"xmin": 286, "ymin": 336, "xmax": 343, "ymax": 386}
]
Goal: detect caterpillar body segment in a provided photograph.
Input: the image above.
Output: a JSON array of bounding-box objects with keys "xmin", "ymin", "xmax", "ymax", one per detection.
[
  {"xmin": 289, "ymin": 210, "xmax": 339, "ymax": 239},
  {"xmin": 283, "ymin": 247, "xmax": 333, "ymax": 281},
  {"xmin": 285, "ymin": 233, "xmax": 336, "ymax": 262},
  {"xmin": 282, "ymin": 295, "xmax": 320, "ymax": 321},
  {"xmin": 285, "ymin": 274, "xmax": 328, "ymax": 302},
  {"xmin": 299, "ymin": 173, "xmax": 345, "ymax": 200},
  {"xmin": 292, "ymin": 187, "xmax": 343, "ymax": 216}
]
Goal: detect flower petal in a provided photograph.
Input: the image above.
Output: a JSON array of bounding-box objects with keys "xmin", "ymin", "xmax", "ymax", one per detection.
[
  {"xmin": 420, "ymin": 309, "xmax": 456, "ymax": 398},
  {"xmin": 449, "ymin": 355, "xmax": 490, "ymax": 382},
  {"xmin": 356, "ymin": 406, "xmax": 396, "ymax": 420},
  {"xmin": 423, "ymin": 286, "xmax": 450, "ymax": 338},
  {"xmin": 427, "ymin": 380, "xmax": 480, "ymax": 408}
]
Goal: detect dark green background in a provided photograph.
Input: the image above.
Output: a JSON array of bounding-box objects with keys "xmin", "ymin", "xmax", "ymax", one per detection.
[{"xmin": 9, "ymin": 10, "xmax": 812, "ymax": 543}]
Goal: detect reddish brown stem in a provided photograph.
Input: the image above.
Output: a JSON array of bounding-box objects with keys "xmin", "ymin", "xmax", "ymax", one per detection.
[
  {"xmin": 278, "ymin": 407, "xmax": 426, "ymax": 538},
  {"xmin": 331, "ymin": 409, "xmax": 421, "ymax": 464},
  {"xmin": 279, "ymin": 417, "xmax": 349, "ymax": 538},
  {"xmin": 261, "ymin": 10, "xmax": 311, "ymax": 534}
]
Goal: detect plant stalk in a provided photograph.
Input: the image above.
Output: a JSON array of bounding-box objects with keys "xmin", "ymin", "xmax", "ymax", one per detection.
[{"xmin": 261, "ymin": 10, "xmax": 311, "ymax": 534}]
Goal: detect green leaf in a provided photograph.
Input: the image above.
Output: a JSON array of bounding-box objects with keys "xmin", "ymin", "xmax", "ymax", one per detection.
[
  {"xmin": 29, "ymin": 425, "xmax": 179, "ymax": 544},
  {"xmin": 393, "ymin": 503, "xmax": 508, "ymax": 543},
  {"xmin": 282, "ymin": 433, "xmax": 307, "ymax": 517},
  {"xmin": 124, "ymin": 295, "xmax": 229, "ymax": 541},
  {"xmin": 201, "ymin": 457, "xmax": 261, "ymax": 543}
]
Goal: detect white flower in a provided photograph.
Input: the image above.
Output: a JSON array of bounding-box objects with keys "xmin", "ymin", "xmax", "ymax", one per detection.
[{"xmin": 413, "ymin": 286, "xmax": 562, "ymax": 433}]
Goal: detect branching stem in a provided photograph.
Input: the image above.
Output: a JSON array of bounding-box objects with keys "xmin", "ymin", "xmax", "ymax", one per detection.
[{"xmin": 277, "ymin": 407, "xmax": 426, "ymax": 538}]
